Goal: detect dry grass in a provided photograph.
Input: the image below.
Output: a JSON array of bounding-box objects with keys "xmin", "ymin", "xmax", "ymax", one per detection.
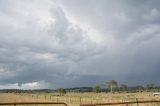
[
  {"xmin": 0, "ymin": 93, "xmax": 51, "ymax": 103},
  {"xmin": 0, "ymin": 92, "xmax": 160, "ymax": 106}
]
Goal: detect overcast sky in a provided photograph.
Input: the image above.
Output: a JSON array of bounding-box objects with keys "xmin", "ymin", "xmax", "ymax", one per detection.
[{"xmin": 0, "ymin": 0, "xmax": 160, "ymax": 89}]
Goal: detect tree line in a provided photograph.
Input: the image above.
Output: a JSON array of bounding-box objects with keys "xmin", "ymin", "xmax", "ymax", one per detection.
[
  {"xmin": 58, "ymin": 80, "xmax": 159, "ymax": 95},
  {"xmin": 93, "ymin": 80, "xmax": 158, "ymax": 93},
  {"xmin": 0, "ymin": 80, "xmax": 159, "ymax": 94}
]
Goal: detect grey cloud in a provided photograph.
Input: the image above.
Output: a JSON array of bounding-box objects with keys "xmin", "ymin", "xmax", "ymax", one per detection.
[
  {"xmin": 0, "ymin": 0, "xmax": 98, "ymax": 88},
  {"xmin": 0, "ymin": 0, "xmax": 160, "ymax": 89},
  {"xmin": 59, "ymin": 0, "xmax": 160, "ymax": 38}
]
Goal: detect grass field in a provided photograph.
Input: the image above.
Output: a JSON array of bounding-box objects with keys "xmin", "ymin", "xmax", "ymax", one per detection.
[{"xmin": 0, "ymin": 92, "xmax": 160, "ymax": 106}]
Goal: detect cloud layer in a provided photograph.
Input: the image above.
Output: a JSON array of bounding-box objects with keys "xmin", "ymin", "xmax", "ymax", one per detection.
[{"xmin": 0, "ymin": 0, "xmax": 160, "ymax": 89}]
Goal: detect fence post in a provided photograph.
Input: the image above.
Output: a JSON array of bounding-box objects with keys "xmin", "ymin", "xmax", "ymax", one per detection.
[
  {"xmin": 136, "ymin": 98, "xmax": 139, "ymax": 106},
  {"xmin": 80, "ymin": 97, "xmax": 81, "ymax": 105},
  {"xmin": 57, "ymin": 96, "xmax": 58, "ymax": 102}
]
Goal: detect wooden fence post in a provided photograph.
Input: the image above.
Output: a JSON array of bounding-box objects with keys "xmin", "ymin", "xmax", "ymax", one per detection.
[
  {"xmin": 136, "ymin": 98, "xmax": 139, "ymax": 106},
  {"xmin": 80, "ymin": 97, "xmax": 81, "ymax": 105}
]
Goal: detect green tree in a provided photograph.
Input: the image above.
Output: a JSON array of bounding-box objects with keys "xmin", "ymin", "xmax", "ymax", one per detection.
[
  {"xmin": 93, "ymin": 85, "xmax": 101, "ymax": 93},
  {"xmin": 106, "ymin": 80, "xmax": 118, "ymax": 93},
  {"xmin": 58, "ymin": 88, "xmax": 66, "ymax": 96}
]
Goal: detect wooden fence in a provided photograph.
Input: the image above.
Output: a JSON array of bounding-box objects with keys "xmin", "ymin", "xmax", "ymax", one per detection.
[
  {"xmin": 80, "ymin": 100, "xmax": 160, "ymax": 106},
  {"xmin": 0, "ymin": 102, "xmax": 68, "ymax": 106}
]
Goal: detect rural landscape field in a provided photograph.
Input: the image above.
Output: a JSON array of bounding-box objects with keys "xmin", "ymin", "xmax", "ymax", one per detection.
[
  {"xmin": 1, "ymin": 0, "xmax": 160, "ymax": 106},
  {"xmin": 0, "ymin": 92, "xmax": 160, "ymax": 106}
]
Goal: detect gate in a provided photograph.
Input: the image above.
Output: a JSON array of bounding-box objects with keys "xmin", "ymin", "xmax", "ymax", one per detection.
[{"xmin": 0, "ymin": 102, "xmax": 68, "ymax": 106}]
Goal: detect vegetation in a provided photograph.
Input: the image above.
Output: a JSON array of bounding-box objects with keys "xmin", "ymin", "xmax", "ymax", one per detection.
[
  {"xmin": 106, "ymin": 80, "xmax": 118, "ymax": 93},
  {"xmin": 93, "ymin": 85, "xmax": 101, "ymax": 93},
  {"xmin": 0, "ymin": 83, "xmax": 160, "ymax": 106},
  {"xmin": 58, "ymin": 88, "xmax": 66, "ymax": 96},
  {"xmin": 0, "ymin": 92, "xmax": 159, "ymax": 106},
  {"xmin": 0, "ymin": 83, "xmax": 160, "ymax": 94},
  {"xmin": 120, "ymin": 84, "xmax": 128, "ymax": 91},
  {"xmin": 146, "ymin": 84, "xmax": 155, "ymax": 90}
]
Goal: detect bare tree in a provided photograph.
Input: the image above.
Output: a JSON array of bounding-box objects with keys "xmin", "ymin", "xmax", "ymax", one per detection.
[{"xmin": 106, "ymin": 80, "xmax": 118, "ymax": 93}]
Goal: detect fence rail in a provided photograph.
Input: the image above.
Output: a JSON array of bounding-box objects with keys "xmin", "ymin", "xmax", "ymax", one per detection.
[
  {"xmin": 0, "ymin": 102, "xmax": 68, "ymax": 106},
  {"xmin": 80, "ymin": 100, "xmax": 160, "ymax": 106}
]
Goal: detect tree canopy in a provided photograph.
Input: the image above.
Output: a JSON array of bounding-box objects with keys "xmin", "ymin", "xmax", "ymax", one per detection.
[{"xmin": 93, "ymin": 85, "xmax": 101, "ymax": 93}]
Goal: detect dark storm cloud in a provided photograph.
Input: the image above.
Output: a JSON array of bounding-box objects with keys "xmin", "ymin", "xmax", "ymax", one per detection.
[{"xmin": 0, "ymin": 0, "xmax": 160, "ymax": 89}]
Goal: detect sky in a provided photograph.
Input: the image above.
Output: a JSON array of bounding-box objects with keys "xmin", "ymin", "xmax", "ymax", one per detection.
[{"xmin": 0, "ymin": 0, "xmax": 160, "ymax": 89}]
